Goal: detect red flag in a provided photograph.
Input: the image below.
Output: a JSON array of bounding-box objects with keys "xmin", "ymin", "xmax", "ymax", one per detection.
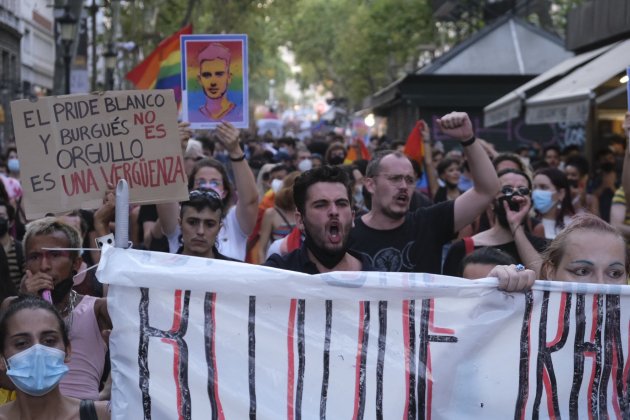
[
  {"xmin": 404, "ymin": 120, "xmax": 425, "ymax": 165},
  {"xmin": 344, "ymin": 137, "xmax": 371, "ymax": 164},
  {"xmin": 125, "ymin": 24, "xmax": 193, "ymax": 103}
]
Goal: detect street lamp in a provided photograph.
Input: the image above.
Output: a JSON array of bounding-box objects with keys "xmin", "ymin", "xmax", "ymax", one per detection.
[
  {"xmin": 103, "ymin": 44, "xmax": 117, "ymax": 90},
  {"xmin": 58, "ymin": 7, "xmax": 78, "ymax": 94}
]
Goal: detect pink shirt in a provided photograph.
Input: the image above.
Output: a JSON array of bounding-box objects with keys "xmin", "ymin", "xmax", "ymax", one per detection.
[{"xmin": 59, "ymin": 295, "xmax": 107, "ymax": 400}]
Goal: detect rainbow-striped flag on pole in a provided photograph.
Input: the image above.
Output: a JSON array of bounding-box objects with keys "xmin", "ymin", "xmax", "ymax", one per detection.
[{"xmin": 125, "ymin": 24, "xmax": 193, "ymax": 104}]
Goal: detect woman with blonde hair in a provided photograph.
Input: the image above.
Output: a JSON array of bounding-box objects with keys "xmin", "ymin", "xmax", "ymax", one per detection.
[{"xmin": 540, "ymin": 213, "xmax": 628, "ymax": 284}]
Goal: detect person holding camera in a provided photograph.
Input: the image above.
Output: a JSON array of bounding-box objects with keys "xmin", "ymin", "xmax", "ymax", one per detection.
[{"xmin": 442, "ymin": 168, "xmax": 548, "ymax": 277}]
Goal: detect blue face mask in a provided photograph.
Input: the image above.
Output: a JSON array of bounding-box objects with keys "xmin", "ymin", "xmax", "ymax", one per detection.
[
  {"xmin": 5, "ymin": 344, "xmax": 69, "ymax": 396},
  {"xmin": 7, "ymin": 158, "xmax": 19, "ymax": 173},
  {"xmin": 532, "ymin": 189, "xmax": 555, "ymax": 214}
]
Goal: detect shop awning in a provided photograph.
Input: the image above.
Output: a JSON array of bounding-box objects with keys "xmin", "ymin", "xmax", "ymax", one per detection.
[
  {"xmin": 525, "ymin": 39, "xmax": 630, "ymax": 124},
  {"xmin": 483, "ymin": 44, "xmax": 612, "ymax": 127}
]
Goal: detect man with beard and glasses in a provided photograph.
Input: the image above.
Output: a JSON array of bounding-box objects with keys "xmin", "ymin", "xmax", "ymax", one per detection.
[
  {"xmin": 442, "ymin": 168, "xmax": 548, "ymax": 277},
  {"xmin": 348, "ymin": 112, "xmax": 500, "ymax": 274},
  {"xmin": 17, "ymin": 217, "xmax": 111, "ymax": 400},
  {"xmin": 264, "ymin": 166, "xmax": 374, "ymax": 273}
]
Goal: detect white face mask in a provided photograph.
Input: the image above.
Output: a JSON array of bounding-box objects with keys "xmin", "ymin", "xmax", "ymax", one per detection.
[
  {"xmin": 271, "ymin": 178, "xmax": 284, "ymax": 193},
  {"xmin": 297, "ymin": 159, "xmax": 313, "ymax": 172}
]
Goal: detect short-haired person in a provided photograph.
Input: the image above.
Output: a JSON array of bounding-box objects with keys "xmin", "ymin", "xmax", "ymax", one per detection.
[
  {"xmin": 178, "ymin": 189, "xmax": 237, "ymax": 260},
  {"xmin": 0, "ymin": 296, "xmax": 110, "ymax": 419},
  {"xmin": 540, "ymin": 213, "xmax": 628, "ymax": 284},
  {"xmin": 460, "ymin": 247, "xmax": 516, "ymax": 279},
  {"xmin": 18, "ymin": 218, "xmax": 111, "ymax": 401},
  {"xmin": 460, "ymin": 247, "xmax": 535, "ymax": 291},
  {"xmin": 264, "ymin": 166, "xmax": 373, "ymax": 273},
  {"xmin": 348, "ymin": 112, "xmax": 500, "ymax": 273},
  {"xmin": 543, "ymin": 145, "xmax": 561, "ymax": 169},
  {"xmin": 191, "ymin": 43, "xmax": 243, "ymax": 122}
]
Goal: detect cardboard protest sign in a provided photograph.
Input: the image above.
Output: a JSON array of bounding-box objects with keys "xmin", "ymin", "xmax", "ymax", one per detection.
[
  {"xmin": 181, "ymin": 34, "xmax": 249, "ymax": 129},
  {"xmin": 10, "ymin": 90, "xmax": 189, "ymax": 219},
  {"xmin": 97, "ymin": 246, "xmax": 630, "ymax": 419}
]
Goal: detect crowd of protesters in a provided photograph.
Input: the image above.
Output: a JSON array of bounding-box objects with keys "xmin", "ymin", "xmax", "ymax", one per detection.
[{"xmin": 0, "ymin": 110, "xmax": 629, "ymax": 417}]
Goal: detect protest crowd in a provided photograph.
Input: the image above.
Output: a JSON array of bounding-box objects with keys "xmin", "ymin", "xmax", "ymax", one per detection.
[{"xmin": 0, "ymin": 102, "xmax": 629, "ymax": 419}]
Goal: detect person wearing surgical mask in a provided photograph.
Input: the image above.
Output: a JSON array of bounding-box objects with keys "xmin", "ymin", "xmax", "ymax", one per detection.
[
  {"xmin": 532, "ymin": 168, "xmax": 575, "ymax": 240},
  {"xmin": 5, "ymin": 148, "xmax": 19, "ymax": 181},
  {"xmin": 0, "ymin": 296, "xmax": 110, "ymax": 418},
  {"xmin": 295, "ymin": 147, "xmax": 313, "ymax": 172}
]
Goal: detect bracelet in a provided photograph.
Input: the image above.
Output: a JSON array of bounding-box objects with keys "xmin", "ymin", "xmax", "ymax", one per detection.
[
  {"xmin": 460, "ymin": 136, "xmax": 476, "ymax": 147},
  {"xmin": 229, "ymin": 154, "xmax": 246, "ymax": 162},
  {"xmin": 510, "ymin": 224, "xmax": 522, "ymax": 236}
]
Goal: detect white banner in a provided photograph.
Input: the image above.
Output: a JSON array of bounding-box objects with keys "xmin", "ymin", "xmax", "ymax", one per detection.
[{"xmin": 97, "ymin": 246, "xmax": 630, "ymax": 419}]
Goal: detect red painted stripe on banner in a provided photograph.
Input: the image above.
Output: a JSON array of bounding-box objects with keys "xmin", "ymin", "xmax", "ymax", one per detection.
[
  {"xmin": 542, "ymin": 369, "xmax": 557, "ymax": 420},
  {"xmin": 352, "ymin": 302, "xmax": 366, "ymax": 420},
  {"xmin": 612, "ymin": 339, "xmax": 621, "ymax": 418},
  {"xmin": 547, "ymin": 293, "xmax": 567, "ymax": 347},
  {"xmin": 211, "ymin": 293, "xmax": 225, "ymax": 420},
  {"xmin": 585, "ymin": 295, "xmax": 600, "ymax": 420},
  {"xmin": 287, "ymin": 299, "xmax": 297, "ymax": 420},
  {"xmin": 624, "ymin": 330, "xmax": 630, "ymax": 395},
  {"xmin": 427, "ymin": 337, "xmax": 433, "ymax": 420},
  {"xmin": 160, "ymin": 290, "xmax": 184, "ymax": 420},
  {"xmin": 402, "ymin": 300, "xmax": 411, "ymax": 419}
]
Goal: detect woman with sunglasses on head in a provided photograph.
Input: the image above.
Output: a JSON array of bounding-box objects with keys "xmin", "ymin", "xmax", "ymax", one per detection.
[
  {"xmin": 153, "ymin": 122, "xmax": 258, "ymax": 261},
  {"xmin": 531, "ymin": 167, "xmax": 576, "ymax": 240},
  {"xmin": 443, "ymin": 168, "xmax": 548, "ymax": 277},
  {"xmin": 0, "ymin": 296, "xmax": 109, "ymax": 419}
]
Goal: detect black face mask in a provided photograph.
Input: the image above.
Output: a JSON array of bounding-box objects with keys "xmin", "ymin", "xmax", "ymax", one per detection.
[
  {"xmin": 568, "ymin": 179, "xmax": 579, "ymax": 188},
  {"xmin": 0, "ymin": 218, "xmax": 8, "ymax": 237},
  {"xmin": 327, "ymin": 155, "xmax": 345, "ymax": 166},
  {"xmin": 52, "ymin": 277, "xmax": 74, "ymax": 304},
  {"xmin": 303, "ymin": 231, "xmax": 347, "ymax": 269}
]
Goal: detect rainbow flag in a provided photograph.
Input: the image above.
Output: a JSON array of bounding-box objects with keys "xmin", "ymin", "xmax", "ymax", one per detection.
[{"xmin": 125, "ymin": 24, "xmax": 193, "ymax": 103}]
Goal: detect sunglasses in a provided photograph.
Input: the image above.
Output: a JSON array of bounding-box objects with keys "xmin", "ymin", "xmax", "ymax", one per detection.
[
  {"xmin": 501, "ymin": 185, "xmax": 530, "ymax": 197},
  {"xmin": 189, "ymin": 189, "xmax": 222, "ymax": 202}
]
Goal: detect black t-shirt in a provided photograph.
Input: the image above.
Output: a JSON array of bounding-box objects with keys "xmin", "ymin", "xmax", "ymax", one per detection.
[
  {"xmin": 347, "ymin": 200, "xmax": 455, "ymax": 274},
  {"xmin": 442, "ymin": 233, "xmax": 549, "ymax": 277},
  {"xmin": 175, "ymin": 245, "xmax": 241, "ymax": 262},
  {"xmin": 264, "ymin": 243, "xmax": 375, "ymax": 274}
]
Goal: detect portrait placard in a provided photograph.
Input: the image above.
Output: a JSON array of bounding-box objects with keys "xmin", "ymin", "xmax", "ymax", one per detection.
[{"xmin": 180, "ymin": 34, "xmax": 249, "ymax": 129}]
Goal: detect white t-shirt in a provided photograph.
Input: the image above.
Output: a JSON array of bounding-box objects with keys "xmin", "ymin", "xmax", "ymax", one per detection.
[{"xmin": 166, "ymin": 205, "xmax": 248, "ymax": 261}]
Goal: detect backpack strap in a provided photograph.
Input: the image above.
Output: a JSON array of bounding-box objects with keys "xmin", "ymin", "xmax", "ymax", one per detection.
[
  {"xmin": 463, "ymin": 237, "xmax": 475, "ymax": 255},
  {"xmin": 79, "ymin": 399, "xmax": 99, "ymax": 420}
]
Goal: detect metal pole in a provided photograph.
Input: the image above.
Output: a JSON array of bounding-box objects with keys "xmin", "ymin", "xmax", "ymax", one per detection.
[
  {"xmin": 114, "ymin": 179, "xmax": 129, "ymax": 248},
  {"xmin": 88, "ymin": 0, "xmax": 98, "ymax": 91},
  {"xmin": 64, "ymin": 49, "xmax": 71, "ymax": 94}
]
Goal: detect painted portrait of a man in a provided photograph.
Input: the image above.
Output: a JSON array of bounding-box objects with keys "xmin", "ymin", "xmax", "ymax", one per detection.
[{"xmin": 181, "ymin": 35, "xmax": 248, "ymax": 129}]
